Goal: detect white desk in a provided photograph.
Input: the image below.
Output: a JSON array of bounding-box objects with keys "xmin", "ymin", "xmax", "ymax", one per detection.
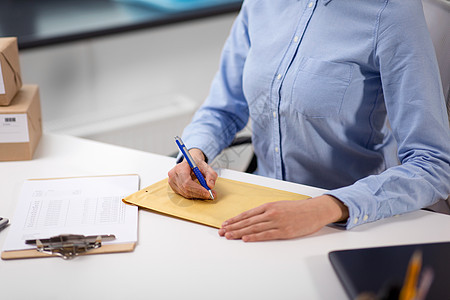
[{"xmin": 1, "ymin": 134, "xmax": 449, "ymax": 300}]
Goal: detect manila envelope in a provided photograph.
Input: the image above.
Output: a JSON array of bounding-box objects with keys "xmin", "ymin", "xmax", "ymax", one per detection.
[{"xmin": 123, "ymin": 177, "xmax": 310, "ymax": 228}]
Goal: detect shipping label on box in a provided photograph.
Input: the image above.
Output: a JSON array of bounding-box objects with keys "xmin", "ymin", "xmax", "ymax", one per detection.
[
  {"xmin": 0, "ymin": 113, "xmax": 29, "ymax": 143},
  {"xmin": 0, "ymin": 85, "xmax": 42, "ymax": 161}
]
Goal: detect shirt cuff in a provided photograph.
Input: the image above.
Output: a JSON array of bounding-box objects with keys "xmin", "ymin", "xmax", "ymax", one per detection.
[
  {"xmin": 181, "ymin": 134, "xmax": 221, "ymax": 164},
  {"xmin": 326, "ymin": 182, "xmax": 378, "ymax": 230}
]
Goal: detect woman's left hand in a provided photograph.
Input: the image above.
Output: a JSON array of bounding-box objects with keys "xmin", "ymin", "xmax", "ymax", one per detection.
[{"xmin": 218, "ymin": 195, "xmax": 348, "ymax": 242}]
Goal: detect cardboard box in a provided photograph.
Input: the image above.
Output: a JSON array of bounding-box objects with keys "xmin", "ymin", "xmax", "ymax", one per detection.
[
  {"xmin": 0, "ymin": 85, "xmax": 42, "ymax": 161},
  {"xmin": 0, "ymin": 37, "xmax": 22, "ymax": 106}
]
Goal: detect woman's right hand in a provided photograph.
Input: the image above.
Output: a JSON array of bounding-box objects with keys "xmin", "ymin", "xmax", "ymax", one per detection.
[{"xmin": 168, "ymin": 148, "xmax": 218, "ymax": 199}]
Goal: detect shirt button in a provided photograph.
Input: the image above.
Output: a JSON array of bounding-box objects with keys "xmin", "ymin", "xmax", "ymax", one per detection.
[
  {"xmin": 277, "ymin": 74, "xmax": 282, "ymax": 80},
  {"xmin": 273, "ymin": 111, "xmax": 277, "ymax": 118},
  {"xmin": 353, "ymin": 217, "xmax": 359, "ymax": 224},
  {"xmin": 294, "ymin": 36, "xmax": 299, "ymax": 43},
  {"xmin": 363, "ymin": 215, "xmax": 369, "ymax": 221},
  {"xmin": 275, "ymin": 147, "xmax": 279, "ymax": 153},
  {"xmin": 308, "ymin": 2, "xmax": 314, "ymax": 8}
]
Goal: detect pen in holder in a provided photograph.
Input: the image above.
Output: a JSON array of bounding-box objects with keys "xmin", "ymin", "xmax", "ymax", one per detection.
[{"xmin": 355, "ymin": 249, "xmax": 434, "ymax": 300}]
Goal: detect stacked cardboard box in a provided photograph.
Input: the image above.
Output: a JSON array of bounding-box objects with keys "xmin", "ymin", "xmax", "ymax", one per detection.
[
  {"xmin": 0, "ymin": 37, "xmax": 22, "ymax": 106},
  {"xmin": 0, "ymin": 37, "xmax": 42, "ymax": 161}
]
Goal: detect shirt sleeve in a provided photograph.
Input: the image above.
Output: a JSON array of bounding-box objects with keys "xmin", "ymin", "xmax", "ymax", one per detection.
[
  {"xmin": 328, "ymin": 0, "xmax": 450, "ymax": 229},
  {"xmin": 180, "ymin": 2, "xmax": 251, "ymax": 162}
]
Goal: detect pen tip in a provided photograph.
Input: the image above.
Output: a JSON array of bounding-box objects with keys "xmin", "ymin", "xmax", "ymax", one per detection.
[{"xmin": 209, "ymin": 190, "xmax": 214, "ymax": 200}]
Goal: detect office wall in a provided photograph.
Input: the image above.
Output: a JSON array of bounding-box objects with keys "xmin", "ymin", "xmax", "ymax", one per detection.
[{"xmin": 19, "ymin": 13, "xmax": 238, "ymax": 156}]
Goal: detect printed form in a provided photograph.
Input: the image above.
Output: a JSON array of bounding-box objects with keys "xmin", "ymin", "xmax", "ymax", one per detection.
[{"xmin": 2, "ymin": 175, "xmax": 139, "ymax": 252}]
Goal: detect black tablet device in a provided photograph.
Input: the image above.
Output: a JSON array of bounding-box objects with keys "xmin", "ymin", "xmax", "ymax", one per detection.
[{"xmin": 328, "ymin": 242, "xmax": 450, "ymax": 300}]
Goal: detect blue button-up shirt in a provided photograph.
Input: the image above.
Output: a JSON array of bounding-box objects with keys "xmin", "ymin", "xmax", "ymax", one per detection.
[{"xmin": 181, "ymin": 0, "xmax": 450, "ymax": 229}]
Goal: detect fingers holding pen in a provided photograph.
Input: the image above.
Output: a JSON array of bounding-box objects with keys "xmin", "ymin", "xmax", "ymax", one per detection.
[
  {"xmin": 167, "ymin": 149, "xmax": 217, "ymax": 200},
  {"xmin": 168, "ymin": 161, "xmax": 211, "ymax": 199},
  {"xmin": 188, "ymin": 149, "xmax": 217, "ymax": 199},
  {"xmin": 197, "ymin": 159, "xmax": 218, "ymax": 190}
]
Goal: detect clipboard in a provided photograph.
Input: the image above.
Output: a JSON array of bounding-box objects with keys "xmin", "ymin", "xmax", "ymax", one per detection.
[
  {"xmin": 123, "ymin": 177, "xmax": 311, "ymax": 228},
  {"xmin": 1, "ymin": 236, "xmax": 136, "ymax": 260},
  {"xmin": 1, "ymin": 175, "xmax": 139, "ymax": 260}
]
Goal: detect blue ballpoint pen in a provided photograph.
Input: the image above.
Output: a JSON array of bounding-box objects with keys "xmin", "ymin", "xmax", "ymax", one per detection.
[{"xmin": 175, "ymin": 136, "xmax": 214, "ymax": 200}]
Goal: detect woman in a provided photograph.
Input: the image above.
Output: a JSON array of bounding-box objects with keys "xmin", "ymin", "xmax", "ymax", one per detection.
[{"xmin": 168, "ymin": 0, "xmax": 450, "ymax": 241}]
